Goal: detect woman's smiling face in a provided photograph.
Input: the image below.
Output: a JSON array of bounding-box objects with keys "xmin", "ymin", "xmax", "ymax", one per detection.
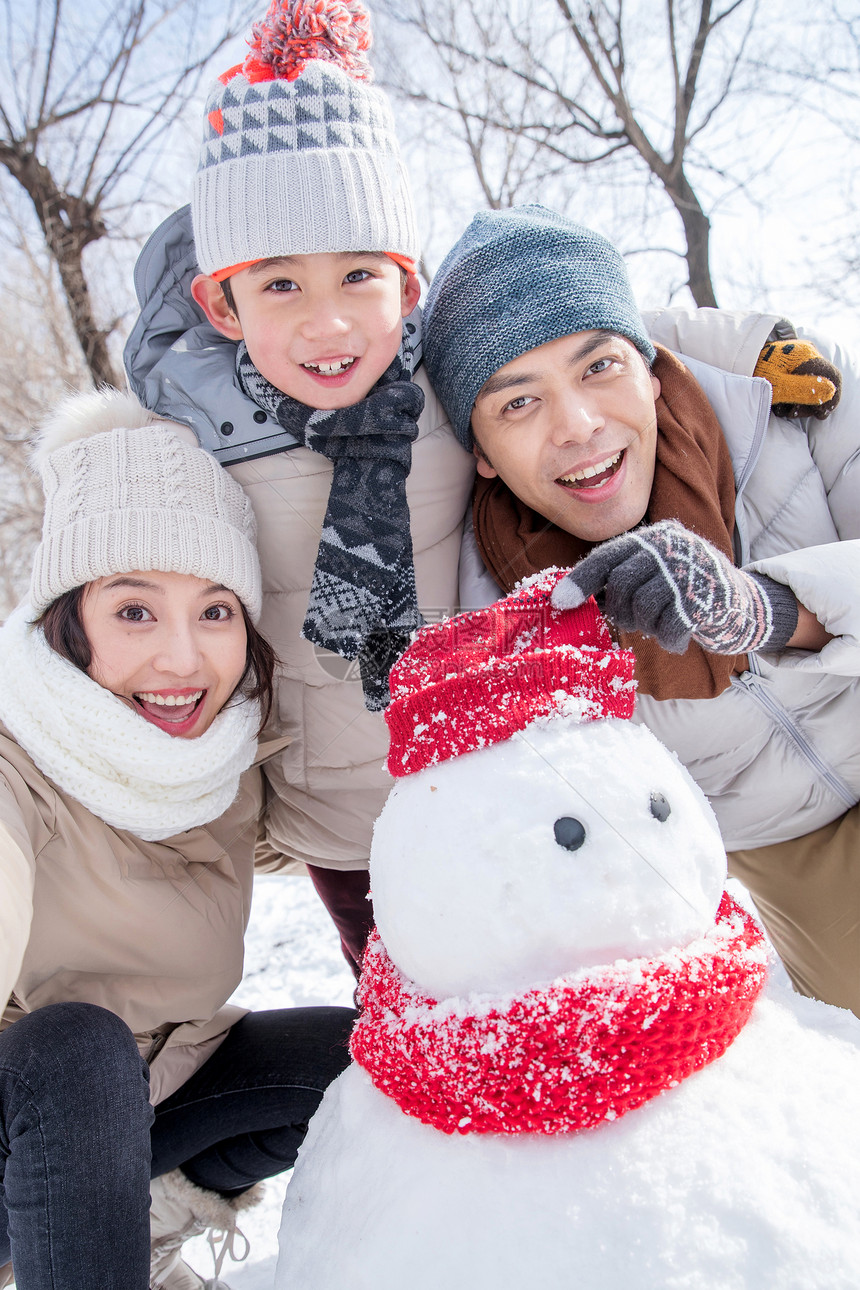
[{"xmin": 80, "ymin": 570, "xmax": 248, "ymax": 738}]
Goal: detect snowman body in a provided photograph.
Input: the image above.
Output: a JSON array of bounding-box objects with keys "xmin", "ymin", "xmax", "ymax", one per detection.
[{"xmin": 277, "ymin": 718, "xmax": 860, "ymax": 1289}]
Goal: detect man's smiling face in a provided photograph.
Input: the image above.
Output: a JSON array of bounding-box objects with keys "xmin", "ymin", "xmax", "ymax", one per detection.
[{"xmin": 470, "ymin": 330, "xmax": 661, "ymax": 543}]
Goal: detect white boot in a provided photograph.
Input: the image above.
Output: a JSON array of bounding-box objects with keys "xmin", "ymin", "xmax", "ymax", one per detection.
[
  {"xmin": 149, "ymin": 1168, "xmax": 263, "ymax": 1290},
  {"xmin": 155, "ymin": 1258, "xmax": 221, "ymax": 1290},
  {"xmin": 155, "ymin": 1261, "xmax": 213, "ymax": 1290}
]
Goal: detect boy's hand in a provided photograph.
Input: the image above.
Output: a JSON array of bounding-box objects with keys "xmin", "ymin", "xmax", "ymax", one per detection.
[
  {"xmin": 551, "ymin": 520, "xmax": 799, "ymax": 655},
  {"xmin": 754, "ymin": 339, "xmax": 842, "ymax": 420}
]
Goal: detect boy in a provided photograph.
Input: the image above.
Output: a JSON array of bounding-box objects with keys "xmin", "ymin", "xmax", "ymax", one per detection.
[{"xmin": 125, "ymin": 1, "xmax": 475, "ymax": 972}]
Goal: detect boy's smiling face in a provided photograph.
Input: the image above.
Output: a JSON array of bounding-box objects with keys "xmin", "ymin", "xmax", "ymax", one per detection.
[{"xmin": 192, "ymin": 252, "xmax": 420, "ymax": 410}]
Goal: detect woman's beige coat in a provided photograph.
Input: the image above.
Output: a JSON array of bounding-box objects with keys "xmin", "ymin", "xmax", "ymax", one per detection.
[{"xmin": 0, "ymin": 723, "xmax": 265, "ymax": 1104}]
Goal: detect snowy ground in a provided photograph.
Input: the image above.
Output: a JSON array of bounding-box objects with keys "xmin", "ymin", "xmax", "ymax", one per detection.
[{"xmin": 184, "ymin": 874, "xmax": 355, "ymax": 1289}]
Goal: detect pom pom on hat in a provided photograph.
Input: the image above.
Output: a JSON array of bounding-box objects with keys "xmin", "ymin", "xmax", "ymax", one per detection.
[
  {"xmin": 31, "ymin": 387, "xmax": 154, "ymax": 468},
  {"xmin": 385, "ymin": 569, "xmax": 637, "ymax": 777},
  {"xmin": 245, "ymin": 0, "xmax": 373, "ymax": 83}
]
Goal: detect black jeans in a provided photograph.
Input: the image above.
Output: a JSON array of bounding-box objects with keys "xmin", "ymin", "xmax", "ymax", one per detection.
[
  {"xmin": 151, "ymin": 1005, "xmax": 355, "ymax": 1193},
  {"xmin": 0, "ymin": 1000, "xmax": 354, "ymax": 1288}
]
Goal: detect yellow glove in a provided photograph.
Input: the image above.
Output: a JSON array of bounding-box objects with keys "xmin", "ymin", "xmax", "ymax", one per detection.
[{"xmin": 754, "ymin": 339, "xmax": 842, "ymax": 420}]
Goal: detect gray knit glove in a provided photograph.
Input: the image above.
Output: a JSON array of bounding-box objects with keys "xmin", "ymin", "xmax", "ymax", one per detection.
[{"xmin": 551, "ymin": 520, "xmax": 799, "ymax": 655}]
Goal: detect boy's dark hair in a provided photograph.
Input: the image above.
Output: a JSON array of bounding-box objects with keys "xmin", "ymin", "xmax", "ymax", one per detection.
[
  {"xmin": 35, "ymin": 585, "xmax": 276, "ymax": 733},
  {"xmin": 221, "ymin": 277, "xmax": 237, "ymax": 316}
]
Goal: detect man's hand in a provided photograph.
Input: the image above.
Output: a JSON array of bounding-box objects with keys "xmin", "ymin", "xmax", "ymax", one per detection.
[
  {"xmin": 551, "ymin": 520, "xmax": 800, "ymax": 655},
  {"xmin": 754, "ymin": 339, "xmax": 842, "ymax": 420}
]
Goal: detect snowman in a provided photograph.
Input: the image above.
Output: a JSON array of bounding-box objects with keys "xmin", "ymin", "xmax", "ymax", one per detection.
[{"xmin": 277, "ymin": 570, "xmax": 860, "ymax": 1290}]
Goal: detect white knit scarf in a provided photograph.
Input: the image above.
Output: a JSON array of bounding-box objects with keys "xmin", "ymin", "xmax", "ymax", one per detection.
[{"xmin": 0, "ymin": 605, "xmax": 260, "ymax": 840}]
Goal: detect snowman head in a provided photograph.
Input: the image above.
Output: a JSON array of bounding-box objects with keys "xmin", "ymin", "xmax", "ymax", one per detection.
[{"xmin": 372, "ymin": 572, "xmax": 727, "ymax": 999}]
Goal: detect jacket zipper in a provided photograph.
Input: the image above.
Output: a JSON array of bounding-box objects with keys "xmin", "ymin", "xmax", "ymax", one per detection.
[
  {"xmin": 731, "ymin": 378, "xmax": 773, "ymax": 567},
  {"xmin": 734, "ymin": 667, "xmax": 859, "ymax": 809}
]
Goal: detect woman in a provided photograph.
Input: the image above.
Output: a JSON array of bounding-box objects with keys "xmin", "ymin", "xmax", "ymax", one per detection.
[{"xmin": 0, "ymin": 390, "xmax": 354, "ymax": 1290}]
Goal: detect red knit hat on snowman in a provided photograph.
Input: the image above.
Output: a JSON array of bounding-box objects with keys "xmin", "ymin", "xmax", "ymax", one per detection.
[{"xmin": 385, "ymin": 567, "xmax": 636, "ymax": 777}]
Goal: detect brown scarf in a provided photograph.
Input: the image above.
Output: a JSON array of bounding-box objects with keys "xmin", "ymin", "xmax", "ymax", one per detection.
[{"xmin": 472, "ymin": 347, "xmax": 746, "ymax": 700}]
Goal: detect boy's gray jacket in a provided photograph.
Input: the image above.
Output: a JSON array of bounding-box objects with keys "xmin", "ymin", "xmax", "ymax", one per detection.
[
  {"xmin": 125, "ymin": 208, "xmax": 475, "ymax": 871},
  {"xmin": 0, "ymin": 723, "xmax": 266, "ymax": 1105},
  {"xmin": 462, "ymin": 308, "xmax": 860, "ymax": 851}
]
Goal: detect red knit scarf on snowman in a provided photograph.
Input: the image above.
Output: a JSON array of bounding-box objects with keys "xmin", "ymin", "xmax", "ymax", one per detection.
[{"xmin": 351, "ymin": 893, "xmax": 767, "ymax": 1136}]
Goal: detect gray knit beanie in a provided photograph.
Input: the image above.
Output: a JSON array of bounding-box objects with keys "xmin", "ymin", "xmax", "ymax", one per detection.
[
  {"xmin": 30, "ymin": 389, "xmax": 262, "ymax": 622},
  {"xmin": 192, "ymin": 1, "xmax": 419, "ymax": 276},
  {"xmin": 423, "ymin": 205, "xmax": 656, "ymax": 450}
]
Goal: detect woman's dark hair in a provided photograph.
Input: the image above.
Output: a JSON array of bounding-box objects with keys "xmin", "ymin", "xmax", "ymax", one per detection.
[
  {"xmin": 239, "ymin": 602, "xmax": 277, "ymax": 730},
  {"xmin": 35, "ymin": 586, "xmax": 277, "ymax": 734},
  {"xmin": 36, "ymin": 585, "xmax": 91, "ymax": 671}
]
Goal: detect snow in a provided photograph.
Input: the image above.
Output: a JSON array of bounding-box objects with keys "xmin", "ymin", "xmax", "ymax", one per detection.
[
  {"xmin": 279, "ymin": 982, "xmax": 860, "ymax": 1289},
  {"xmin": 178, "ymin": 868, "xmax": 860, "ymax": 1290},
  {"xmin": 370, "ymin": 719, "xmax": 726, "ymax": 998},
  {"xmin": 182, "ymin": 873, "xmax": 355, "ymax": 1288}
]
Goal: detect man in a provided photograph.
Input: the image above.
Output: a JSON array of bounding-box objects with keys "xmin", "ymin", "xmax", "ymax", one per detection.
[{"xmin": 423, "ymin": 205, "xmax": 860, "ymax": 1015}]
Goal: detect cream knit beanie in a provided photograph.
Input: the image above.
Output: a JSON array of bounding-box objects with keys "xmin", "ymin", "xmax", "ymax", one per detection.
[
  {"xmin": 192, "ymin": 0, "xmax": 419, "ymax": 277},
  {"xmin": 30, "ymin": 389, "xmax": 262, "ymax": 621}
]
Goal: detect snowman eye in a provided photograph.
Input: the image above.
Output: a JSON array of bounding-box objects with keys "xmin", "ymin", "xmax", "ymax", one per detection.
[
  {"xmin": 650, "ymin": 792, "xmax": 671, "ymax": 822},
  {"xmin": 554, "ymin": 817, "xmax": 586, "ymax": 851}
]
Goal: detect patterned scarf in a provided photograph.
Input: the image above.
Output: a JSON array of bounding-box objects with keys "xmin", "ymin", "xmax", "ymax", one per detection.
[
  {"xmin": 236, "ymin": 318, "xmax": 425, "ymax": 711},
  {"xmin": 351, "ymin": 893, "xmax": 767, "ymax": 1136},
  {"xmin": 472, "ymin": 347, "xmax": 745, "ymax": 701}
]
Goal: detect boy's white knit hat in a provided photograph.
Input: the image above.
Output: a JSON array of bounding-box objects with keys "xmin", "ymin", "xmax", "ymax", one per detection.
[
  {"xmin": 30, "ymin": 389, "xmax": 262, "ymax": 622},
  {"xmin": 192, "ymin": 0, "xmax": 419, "ymax": 277}
]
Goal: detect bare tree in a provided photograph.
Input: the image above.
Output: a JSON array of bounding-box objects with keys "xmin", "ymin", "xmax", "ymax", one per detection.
[
  {"xmin": 745, "ymin": 0, "xmax": 860, "ymax": 316},
  {"xmin": 375, "ymin": 0, "xmax": 838, "ymax": 308},
  {"xmin": 0, "ymin": 0, "xmax": 258, "ymax": 388},
  {"xmin": 0, "ymin": 194, "xmax": 95, "ymax": 614}
]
